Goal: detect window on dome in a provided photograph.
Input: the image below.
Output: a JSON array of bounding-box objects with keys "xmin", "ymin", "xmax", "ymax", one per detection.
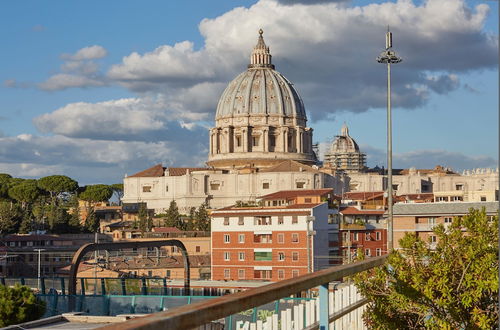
[
  {"xmin": 269, "ymin": 135, "xmax": 276, "ymax": 147},
  {"xmin": 236, "ymin": 135, "xmax": 241, "ymax": 147},
  {"xmin": 252, "ymin": 136, "xmax": 260, "ymax": 147}
]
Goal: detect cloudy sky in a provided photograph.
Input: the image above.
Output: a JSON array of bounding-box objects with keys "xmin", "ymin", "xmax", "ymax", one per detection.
[{"xmin": 0, "ymin": 0, "xmax": 497, "ymax": 185}]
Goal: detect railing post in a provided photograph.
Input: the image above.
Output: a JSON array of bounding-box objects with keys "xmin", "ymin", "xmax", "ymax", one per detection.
[
  {"xmin": 101, "ymin": 278, "xmax": 106, "ymax": 295},
  {"xmin": 319, "ymin": 283, "xmax": 329, "ymax": 330},
  {"xmin": 41, "ymin": 277, "xmax": 46, "ymax": 294},
  {"xmin": 141, "ymin": 278, "xmax": 147, "ymax": 295},
  {"xmin": 0, "ymin": 277, "xmax": 4, "ymax": 286},
  {"xmin": 80, "ymin": 278, "xmax": 85, "ymax": 295},
  {"xmin": 60, "ymin": 277, "xmax": 66, "ymax": 295},
  {"xmin": 121, "ymin": 278, "xmax": 127, "ymax": 295},
  {"xmin": 20, "ymin": 277, "xmax": 25, "ymax": 285},
  {"xmin": 162, "ymin": 278, "xmax": 168, "ymax": 296}
]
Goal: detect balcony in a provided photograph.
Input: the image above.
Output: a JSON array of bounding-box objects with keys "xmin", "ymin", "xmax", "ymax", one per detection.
[
  {"xmin": 415, "ymin": 223, "xmax": 437, "ymax": 231},
  {"xmin": 100, "ymin": 256, "xmax": 387, "ymax": 329}
]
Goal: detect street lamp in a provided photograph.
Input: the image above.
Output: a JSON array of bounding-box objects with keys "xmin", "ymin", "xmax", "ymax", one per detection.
[
  {"xmin": 34, "ymin": 249, "xmax": 45, "ymax": 291},
  {"xmin": 377, "ymin": 28, "xmax": 401, "ymax": 252},
  {"xmin": 305, "ymin": 216, "xmax": 316, "ymax": 274}
]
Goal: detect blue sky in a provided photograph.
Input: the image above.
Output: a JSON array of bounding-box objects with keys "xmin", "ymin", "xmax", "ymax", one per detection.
[{"xmin": 0, "ymin": 0, "xmax": 497, "ymax": 184}]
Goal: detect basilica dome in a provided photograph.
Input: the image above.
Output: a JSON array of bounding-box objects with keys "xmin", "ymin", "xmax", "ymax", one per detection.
[{"xmin": 207, "ymin": 30, "xmax": 315, "ymax": 170}]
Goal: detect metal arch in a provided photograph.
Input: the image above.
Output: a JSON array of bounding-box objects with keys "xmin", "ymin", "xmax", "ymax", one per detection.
[{"xmin": 68, "ymin": 239, "xmax": 191, "ymax": 297}]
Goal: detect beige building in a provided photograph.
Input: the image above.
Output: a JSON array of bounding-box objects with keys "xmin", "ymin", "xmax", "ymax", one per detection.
[
  {"xmin": 122, "ymin": 30, "xmax": 498, "ymax": 215},
  {"xmin": 393, "ymin": 201, "xmax": 498, "ymax": 249}
]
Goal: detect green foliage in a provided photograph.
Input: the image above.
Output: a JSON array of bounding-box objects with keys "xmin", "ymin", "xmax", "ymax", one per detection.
[
  {"xmin": 164, "ymin": 200, "xmax": 182, "ymax": 228},
  {"xmin": 138, "ymin": 203, "xmax": 148, "ymax": 234},
  {"xmin": 195, "ymin": 203, "xmax": 210, "ymax": 231},
  {"xmin": 37, "ymin": 175, "xmax": 78, "ymax": 205},
  {"xmin": 0, "ymin": 174, "xmax": 12, "ymax": 199},
  {"xmin": 354, "ymin": 208, "xmax": 498, "ymax": 329},
  {"xmin": 110, "ymin": 183, "xmax": 124, "ymax": 204},
  {"xmin": 8, "ymin": 180, "xmax": 40, "ymax": 209},
  {"xmin": 79, "ymin": 184, "xmax": 112, "ymax": 203},
  {"xmin": 0, "ymin": 202, "xmax": 22, "ymax": 234},
  {"xmin": 0, "ymin": 284, "xmax": 46, "ymax": 327}
]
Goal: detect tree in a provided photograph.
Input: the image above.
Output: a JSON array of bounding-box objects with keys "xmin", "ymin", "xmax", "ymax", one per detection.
[
  {"xmin": 79, "ymin": 184, "xmax": 113, "ymax": 233},
  {"xmin": 195, "ymin": 203, "xmax": 210, "ymax": 231},
  {"xmin": 164, "ymin": 200, "xmax": 182, "ymax": 229},
  {"xmin": 110, "ymin": 183, "xmax": 124, "ymax": 205},
  {"xmin": 0, "ymin": 284, "xmax": 46, "ymax": 327},
  {"xmin": 138, "ymin": 203, "xmax": 148, "ymax": 235},
  {"xmin": 37, "ymin": 175, "xmax": 78, "ymax": 206},
  {"xmin": 354, "ymin": 208, "xmax": 498, "ymax": 329},
  {"xmin": 8, "ymin": 180, "xmax": 40, "ymax": 210},
  {"xmin": 0, "ymin": 202, "xmax": 22, "ymax": 234},
  {"xmin": 0, "ymin": 174, "xmax": 12, "ymax": 200}
]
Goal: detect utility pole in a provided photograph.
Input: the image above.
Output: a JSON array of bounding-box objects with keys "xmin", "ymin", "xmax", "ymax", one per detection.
[
  {"xmin": 377, "ymin": 27, "xmax": 401, "ymax": 251},
  {"xmin": 34, "ymin": 248, "xmax": 45, "ymax": 291}
]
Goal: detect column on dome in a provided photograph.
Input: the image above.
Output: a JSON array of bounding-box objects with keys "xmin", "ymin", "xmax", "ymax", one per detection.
[
  {"xmin": 227, "ymin": 127, "xmax": 233, "ymax": 153},
  {"xmin": 296, "ymin": 128, "xmax": 302, "ymax": 153},
  {"xmin": 282, "ymin": 127, "xmax": 288, "ymax": 152},
  {"xmin": 242, "ymin": 127, "xmax": 248, "ymax": 152},
  {"xmin": 263, "ymin": 128, "xmax": 268, "ymax": 152}
]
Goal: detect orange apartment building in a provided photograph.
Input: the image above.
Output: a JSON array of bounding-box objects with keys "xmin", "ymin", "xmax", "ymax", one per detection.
[
  {"xmin": 393, "ymin": 201, "xmax": 498, "ymax": 249},
  {"xmin": 211, "ymin": 189, "xmax": 339, "ymax": 282}
]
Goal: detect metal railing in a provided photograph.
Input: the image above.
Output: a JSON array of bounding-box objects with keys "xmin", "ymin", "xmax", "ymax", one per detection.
[{"xmin": 100, "ymin": 255, "xmax": 388, "ymax": 330}]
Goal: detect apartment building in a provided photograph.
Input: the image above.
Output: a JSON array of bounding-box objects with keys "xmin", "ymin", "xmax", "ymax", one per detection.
[
  {"xmin": 393, "ymin": 201, "xmax": 498, "ymax": 248},
  {"xmin": 211, "ymin": 189, "xmax": 339, "ymax": 281}
]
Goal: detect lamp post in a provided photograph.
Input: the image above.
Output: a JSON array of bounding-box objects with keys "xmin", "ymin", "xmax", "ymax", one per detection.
[
  {"xmin": 377, "ymin": 28, "xmax": 401, "ymax": 252},
  {"xmin": 34, "ymin": 248, "xmax": 45, "ymax": 291}
]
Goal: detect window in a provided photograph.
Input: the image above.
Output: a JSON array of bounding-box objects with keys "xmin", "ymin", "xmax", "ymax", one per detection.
[
  {"xmin": 166, "ymin": 185, "xmax": 169, "ymax": 192},
  {"xmin": 224, "ymin": 234, "xmax": 230, "ymax": 243},
  {"xmin": 262, "ymin": 182, "xmax": 270, "ymax": 189},
  {"xmin": 142, "ymin": 186, "xmax": 152, "ymax": 192},
  {"xmin": 148, "ymin": 270, "xmax": 153, "ymax": 277},
  {"xmin": 238, "ymin": 217, "xmax": 244, "ymax": 225},
  {"xmin": 453, "ymin": 196, "xmax": 463, "ymax": 201},
  {"xmin": 365, "ymin": 233, "xmax": 371, "ymax": 241},
  {"xmin": 254, "ymin": 252, "xmax": 272, "ymax": 261},
  {"xmin": 353, "ymin": 233, "xmax": 359, "ymax": 241},
  {"xmin": 252, "ymin": 136, "xmax": 260, "ymax": 146},
  {"xmin": 239, "ymin": 252, "xmax": 245, "ymax": 261},
  {"xmin": 278, "ymin": 252, "xmax": 285, "ymax": 261},
  {"xmin": 480, "ymin": 196, "xmax": 487, "ymax": 202},
  {"xmin": 292, "ymin": 252, "xmax": 299, "ymax": 261},
  {"xmin": 429, "ymin": 235, "xmax": 437, "ymax": 243},
  {"xmin": 29, "ymin": 254, "xmax": 34, "ymax": 262},
  {"xmin": 223, "ymin": 217, "xmax": 230, "ymax": 226},
  {"xmin": 392, "ymin": 184, "xmax": 399, "ymax": 191},
  {"xmin": 254, "ymin": 216, "xmax": 272, "ymax": 225},
  {"xmin": 292, "ymin": 216, "xmax": 298, "ymax": 224},
  {"xmin": 436, "ymin": 196, "xmax": 448, "ymax": 202},
  {"xmin": 304, "ymin": 198, "xmax": 312, "ymax": 203},
  {"xmin": 296, "ymin": 182, "xmax": 305, "ymax": 189},
  {"xmin": 291, "ymin": 233, "xmax": 299, "ymax": 243},
  {"xmin": 269, "ymin": 135, "xmax": 276, "ymax": 147},
  {"xmin": 224, "ymin": 252, "xmax": 230, "ymax": 261},
  {"xmin": 428, "ymin": 217, "xmax": 436, "ymax": 225},
  {"xmin": 277, "ymin": 233, "xmax": 284, "ymax": 244},
  {"xmin": 254, "ymin": 234, "xmax": 272, "ymax": 243},
  {"xmin": 328, "ymin": 214, "xmax": 339, "ymax": 224},
  {"xmin": 278, "ymin": 269, "xmax": 285, "ymax": 279},
  {"xmin": 365, "ymin": 248, "xmax": 371, "ymax": 256},
  {"xmin": 238, "ymin": 269, "xmax": 245, "ymax": 279},
  {"xmin": 328, "ymin": 232, "xmax": 339, "ymax": 242},
  {"xmin": 376, "ymin": 231, "xmax": 381, "ymax": 241},
  {"xmin": 444, "ymin": 217, "xmax": 452, "ymax": 224},
  {"xmin": 196, "ymin": 246, "xmax": 201, "ymax": 253},
  {"xmin": 238, "ymin": 234, "xmax": 245, "ymax": 243},
  {"xmin": 224, "ymin": 269, "xmax": 230, "ymax": 279},
  {"xmin": 236, "ymin": 135, "xmax": 241, "ymax": 147},
  {"xmin": 455, "ymin": 184, "xmax": 463, "ymax": 191},
  {"xmin": 342, "ymin": 232, "xmax": 349, "ymax": 242},
  {"xmin": 210, "ymin": 183, "xmax": 220, "ymax": 190},
  {"xmin": 376, "ymin": 248, "xmax": 382, "ymax": 256},
  {"xmin": 278, "ymin": 216, "xmax": 284, "ymax": 225},
  {"xmin": 166, "ymin": 270, "xmax": 171, "ymax": 278},
  {"xmin": 254, "ymin": 270, "xmax": 272, "ymax": 279},
  {"xmin": 292, "ymin": 270, "xmax": 299, "ymax": 278}
]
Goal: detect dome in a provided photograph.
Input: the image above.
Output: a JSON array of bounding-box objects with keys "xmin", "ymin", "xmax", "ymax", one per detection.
[
  {"xmin": 331, "ymin": 124, "xmax": 360, "ymax": 153},
  {"xmin": 207, "ymin": 30, "xmax": 315, "ymax": 170},
  {"xmin": 215, "ymin": 29, "xmax": 306, "ymax": 121}
]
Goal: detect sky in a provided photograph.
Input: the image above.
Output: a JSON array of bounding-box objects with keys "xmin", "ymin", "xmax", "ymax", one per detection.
[{"xmin": 0, "ymin": 0, "xmax": 497, "ymax": 185}]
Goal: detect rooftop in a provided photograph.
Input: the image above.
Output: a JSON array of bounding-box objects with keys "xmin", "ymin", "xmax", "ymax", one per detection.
[{"xmin": 393, "ymin": 201, "xmax": 498, "ymax": 215}]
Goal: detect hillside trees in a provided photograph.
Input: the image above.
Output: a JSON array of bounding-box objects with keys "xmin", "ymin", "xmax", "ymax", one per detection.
[{"xmin": 354, "ymin": 208, "xmax": 498, "ymax": 329}]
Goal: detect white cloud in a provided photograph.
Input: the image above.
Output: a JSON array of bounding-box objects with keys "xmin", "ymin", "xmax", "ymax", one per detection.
[
  {"xmin": 363, "ymin": 145, "xmax": 498, "ymax": 172},
  {"xmin": 38, "ymin": 74, "xmax": 106, "ymax": 91},
  {"xmin": 61, "ymin": 45, "xmax": 107, "ymax": 61},
  {"xmin": 103, "ymin": 0, "xmax": 497, "ymax": 119}
]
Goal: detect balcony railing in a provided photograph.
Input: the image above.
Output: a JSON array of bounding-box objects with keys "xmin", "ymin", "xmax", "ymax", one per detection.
[{"xmin": 100, "ymin": 255, "xmax": 387, "ymax": 330}]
